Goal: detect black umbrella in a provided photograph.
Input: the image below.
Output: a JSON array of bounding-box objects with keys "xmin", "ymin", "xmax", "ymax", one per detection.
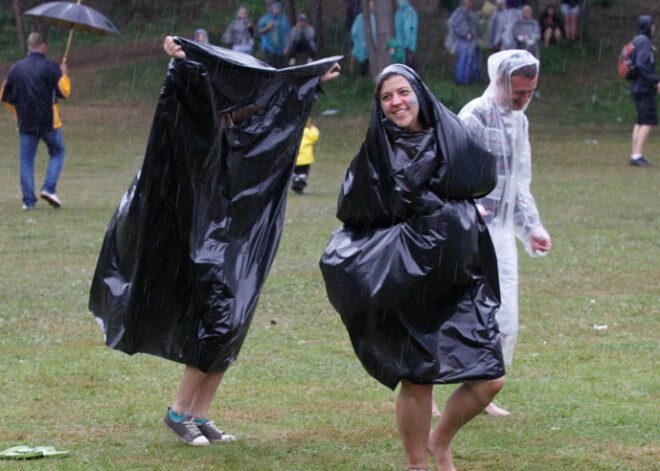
[{"xmin": 24, "ymin": 0, "xmax": 120, "ymax": 61}]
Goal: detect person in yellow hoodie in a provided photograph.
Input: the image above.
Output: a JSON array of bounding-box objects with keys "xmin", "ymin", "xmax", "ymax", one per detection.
[
  {"xmin": 1, "ymin": 32, "xmax": 71, "ymax": 210},
  {"xmin": 291, "ymin": 118, "xmax": 319, "ymax": 195}
]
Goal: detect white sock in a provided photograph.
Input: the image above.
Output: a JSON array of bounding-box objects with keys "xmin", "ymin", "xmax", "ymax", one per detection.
[{"xmin": 631, "ymin": 154, "xmax": 642, "ymax": 160}]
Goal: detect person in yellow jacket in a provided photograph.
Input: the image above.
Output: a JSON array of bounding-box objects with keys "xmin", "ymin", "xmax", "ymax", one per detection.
[{"xmin": 291, "ymin": 118, "xmax": 319, "ymax": 194}]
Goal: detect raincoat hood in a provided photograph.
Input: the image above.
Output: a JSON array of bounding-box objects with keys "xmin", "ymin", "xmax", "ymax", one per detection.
[
  {"xmin": 269, "ymin": 1, "xmax": 282, "ymax": 17},
  {"xmin": 194, "ymin": 28, "xmax": 209, "ymax": 44},
  {"xmin": 372, "ymin": 63, "xmax": 495, "ymax": 200},
  {"xmin": 236, "ymin": 6, "xmax": 247, "ymax": 19},
  {"xmin": 386, "ymin": 37, "xmax": 400, "ymax": 48},
  {"xmin": 485, "ymin": 49, "xmax": 539, "ymax": 114},
  {"xmin": 638, "ymin": 15, "xmax": 653, "ymax": 39}
]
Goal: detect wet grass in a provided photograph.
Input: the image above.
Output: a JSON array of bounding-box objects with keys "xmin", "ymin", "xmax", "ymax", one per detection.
[{"xmin": 1, "ymin": 77, "xmax": 659, "ymax": 470}]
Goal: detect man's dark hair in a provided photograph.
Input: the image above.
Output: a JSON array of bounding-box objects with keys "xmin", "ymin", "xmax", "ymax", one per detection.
[{"xmin": 511, "ymin": 64, "xmax": 538, "ymax": 80}]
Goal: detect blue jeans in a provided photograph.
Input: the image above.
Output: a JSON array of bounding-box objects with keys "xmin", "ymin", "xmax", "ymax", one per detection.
[
  {"xmin": 19, "ymin": 128, "xmax": 66, "ymax": 207},
  {"xmin": 455, "ymin": 39, "xmax": 480, "ymax": 84}
]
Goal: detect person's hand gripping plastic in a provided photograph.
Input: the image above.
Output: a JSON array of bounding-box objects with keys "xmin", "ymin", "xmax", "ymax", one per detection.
[
  {"xmin": 164, "ymin": 36, "xmax": 185, "ymax": 59},
  {"xmin": 529, "ymin": 228, "xmax": 551, "ymax": 256}
]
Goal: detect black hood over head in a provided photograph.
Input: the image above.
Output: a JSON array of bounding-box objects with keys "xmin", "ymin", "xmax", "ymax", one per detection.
[{"xmin": 638, "ymin": 15, "xmax": 653, "ymax": 38}]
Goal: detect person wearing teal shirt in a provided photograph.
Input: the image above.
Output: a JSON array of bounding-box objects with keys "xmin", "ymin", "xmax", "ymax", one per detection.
[
  {"xmin": 395, "ymin": 0, "xmax": 418, "ymax": 53},
  {"xmin": 258, "ymin": 2, "xmax": 290, "ymax": 68}
]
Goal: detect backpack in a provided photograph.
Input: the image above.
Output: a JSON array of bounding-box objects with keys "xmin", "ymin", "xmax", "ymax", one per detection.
[{"xmin": 618, "ymin": 36, "xmax": 643, "ymax": 80}]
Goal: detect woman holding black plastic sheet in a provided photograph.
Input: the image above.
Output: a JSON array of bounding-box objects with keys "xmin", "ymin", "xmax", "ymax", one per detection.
[
  {"xmin": 320, "ymin": 64, "xmax": 505, "ymax": 471},
  {"xmin": 89, "ymin": 36, "xmax": 339, "ymax": 447}
]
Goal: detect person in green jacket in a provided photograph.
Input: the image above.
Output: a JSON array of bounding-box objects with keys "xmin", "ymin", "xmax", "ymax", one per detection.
[{"xmin": 387, "ymin": 37, "xmax": 407, "ymax": 65}]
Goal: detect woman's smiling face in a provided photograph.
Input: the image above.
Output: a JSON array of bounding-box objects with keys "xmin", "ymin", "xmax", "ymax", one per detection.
[{"xmin": 379, "ymin": 75, "xmax": 423, "ymax": 131}]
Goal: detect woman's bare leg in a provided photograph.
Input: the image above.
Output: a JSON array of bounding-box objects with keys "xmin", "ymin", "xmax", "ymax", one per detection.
[
  {"xmin": 431, "ymin": 391, "xmax": 442, "ymax": 417},
  {"xmin": 397, "ymin": 381, "xmax": 433, "ymax": 470},
  {"xmin": 428, "ymin": 377, "xmax": 505, "ymax": 471},
  {"xmin": 172, "ymin": 365, "xmax": 224, "ymax": 418}
]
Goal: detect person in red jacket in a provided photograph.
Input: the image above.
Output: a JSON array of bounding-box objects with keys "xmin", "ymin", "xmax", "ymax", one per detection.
[{"xmin": 1, "ymin": 32, "xmax": 71, "ymax": 210}]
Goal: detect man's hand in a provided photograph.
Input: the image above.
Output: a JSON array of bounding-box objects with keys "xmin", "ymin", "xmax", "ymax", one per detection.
[
  {"xmin": 476, "ymin": 204, "xmax": 489, "ymax": 218},
  {"xmin": 530, "ymin": 233, "xmax": 551, "ymax": 253},
  {"xmin": 320, "ymin": 63, "xmax": 341, "ymax": 83},
  {"xmin": 164, "ymin": 36, "xmax": 185, "ymax": 59},
  {"xmin": 60, "ymin": 62, "xmax": 68, "ymax": 76},
  {"xmin": 260, "ymin": 22, "xmax": 274, "ymax": 34}
]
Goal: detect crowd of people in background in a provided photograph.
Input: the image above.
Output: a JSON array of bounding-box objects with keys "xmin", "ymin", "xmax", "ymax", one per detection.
[
  {"xmin": 195, "ymin": 1, "xmax": 582, "ymax": 85},
  {"xmin": 198, "ymin": 2, "xmax": 420, "ymax": 74},
  {"xmin": 448, "ymin": 0, "xmax": 580, "ymax": 85}
]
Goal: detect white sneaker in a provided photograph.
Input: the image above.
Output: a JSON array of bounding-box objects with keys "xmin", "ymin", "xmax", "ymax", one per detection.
[
  {"xmin": 197, "ymin": 420, "xmax": 236, "ymax": 443},
  {"xmin": 40, "ymin": 191, "xmax": 61, "ymax": 208},
  {"xmin": 163, "ymin": 411, "xmax": 210, "ymax": 446}
]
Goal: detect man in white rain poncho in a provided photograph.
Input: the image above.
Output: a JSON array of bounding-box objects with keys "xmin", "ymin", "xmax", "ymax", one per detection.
[{"xmin": 459, "ymin": 50, "xmax": 551, "ymax": 416}]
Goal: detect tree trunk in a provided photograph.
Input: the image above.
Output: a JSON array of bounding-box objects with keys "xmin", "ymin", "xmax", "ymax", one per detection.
[
  {"xmin": 283, "ymin": 0, "xmax": 297, "ymax": 29},
  {"xmin": 578, "ymin": 0, "xmax": 590, "ymax": 41},
  {"xmin": 13, "ymin": 0, "xmax": 26, "ymax": 55},
  {"xmin": 527, "ymin": 0, "xmax": 539, "ymax": 16},
  {"xmin": 309, "ymin": 0, "xmax": 323, "ymax": 52},
  {"xmin": 364, "ymin": 0, "xmax": 394, "ymax": 80}
]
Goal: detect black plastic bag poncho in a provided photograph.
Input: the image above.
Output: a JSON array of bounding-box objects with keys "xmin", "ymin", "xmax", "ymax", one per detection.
[
  {"xmin": 89, "ymin": 38, "xmax": 340, "ymax": 373},
  {"xmin": 320, "ymin": 64, "xmax": 505, "ymax": 390}
]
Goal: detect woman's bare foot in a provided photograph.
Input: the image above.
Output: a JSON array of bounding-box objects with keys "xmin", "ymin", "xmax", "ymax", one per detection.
[
  {"xmin": 427, "ymin": 441, "xmax": 456, "ymax": 471},
  {"xmin": 483, "ymin": 402, "xmax": 510, "ymax": 416}
]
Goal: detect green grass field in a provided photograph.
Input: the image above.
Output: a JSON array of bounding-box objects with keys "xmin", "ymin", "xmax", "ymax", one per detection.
[
  {"xmin": 2, "ymin": 1, "xmax": 660, "ymax": 465},
  {"xmin": 1, "ymin": 83, "xmax": 658, "ymax": 470}
]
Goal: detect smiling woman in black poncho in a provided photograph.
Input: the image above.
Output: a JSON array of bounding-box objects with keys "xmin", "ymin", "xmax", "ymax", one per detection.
[{"xmin": 320, "ymin": 64, "xmax": 506, "ymax": 471}]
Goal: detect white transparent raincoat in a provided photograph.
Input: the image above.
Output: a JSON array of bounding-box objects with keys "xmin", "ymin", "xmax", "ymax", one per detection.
[{"xmin": 459, "ymin": 50, "xmax": 549, "ymax": 364}]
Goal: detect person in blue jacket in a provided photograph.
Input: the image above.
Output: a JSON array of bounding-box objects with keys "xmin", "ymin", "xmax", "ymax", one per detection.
[
  {"xmin": 1, "ymin": 32, "xmax": 71, "ymax": 210},
  {"xmin": 629, "ymin": 15, "xmax": 660, "ymax": 167},
  {"xmin": 395, "ymin": 0, "xmax": 418, "ymax": 67},
  {"xmin": 350, "ymin": 0, "xmax": 376, "ymax": 76},
  {"xmin": 258, "ymin": 2, "xmax": 290, "ymax": 68},
  {"xmin": 449, "ymin": 0, "xmax": 480, "ymax": 84}
]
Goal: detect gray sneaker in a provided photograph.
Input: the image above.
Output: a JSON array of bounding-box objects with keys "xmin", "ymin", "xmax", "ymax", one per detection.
[
  {"xmin": 197, "ymin": 420, "xmax": 236, "ymax": 443},
  {"xmin": 629, "ymin": 156, "xmax": 653, "ymax": 167},
  {"xmin": 163, "ymin": 411, "xmax": 210, "ymax": 446}
]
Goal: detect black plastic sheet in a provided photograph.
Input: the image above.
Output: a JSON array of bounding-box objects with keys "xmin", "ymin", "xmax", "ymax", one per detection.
[
  {"xmin": 320, "ymin": 64, "xmax": 505, "ymax": 390},
  {"xmin": 89, "ymin": 38, "xmax": 340, "ymax": 373}
]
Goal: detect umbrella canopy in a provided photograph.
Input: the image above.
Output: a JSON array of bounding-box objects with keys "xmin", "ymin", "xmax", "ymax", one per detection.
[{"xmin": 24, "ymin": 1, "xmax": 120, "ymax": 36}]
